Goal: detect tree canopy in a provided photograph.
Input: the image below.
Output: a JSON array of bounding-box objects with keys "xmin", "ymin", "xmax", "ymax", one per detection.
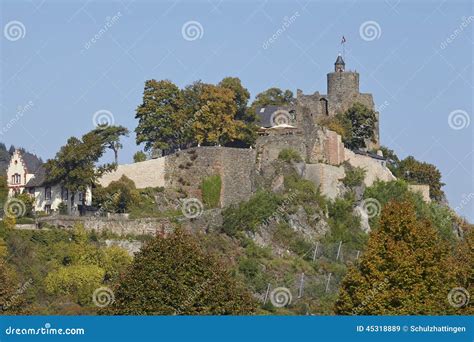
[
  {"xmin": 104, "ymin": 229, "xmax": 257, "ymax": 315},
  {"xmin": 335, "ymin": 200, "xmax": 457, "ymax": 315}
]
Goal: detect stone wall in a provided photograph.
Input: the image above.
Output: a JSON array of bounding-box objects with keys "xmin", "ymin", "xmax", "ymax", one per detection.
[
  {"xmin": 344, "ymin": 148, "xmax": 395, "ymax": 186},
  {"xmin": 99, "ymin": 157, "xmax": 166, "ymax": 188},
  {"xmin": 408, "ymin": 184, "xmax": 431, "ymax": 203},
  {"xmin": 303, "ymin": 163, "xmax": 345, "ymax": 199},
  {"xmin": 100, "ymin": 147, "xmax": 256, "ymax": 208}
]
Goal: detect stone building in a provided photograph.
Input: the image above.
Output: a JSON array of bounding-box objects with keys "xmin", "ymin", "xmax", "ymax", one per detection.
[{"xmin": 256, "ymin": 55, "xmax": 380, "ymax": 150}]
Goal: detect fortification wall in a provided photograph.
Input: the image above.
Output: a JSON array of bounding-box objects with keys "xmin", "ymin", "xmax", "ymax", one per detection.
[
  {"xmin": 303, "ymin": 163, "xmax": 345, "ymax": 199},
  {"xmin": 344, "ymin": 149, "xmax": 396, "ymax": 186},
  {"xmin": 98, "ymin": 157, "xmax": 166, "ymax": 188},
  {"xmin": 408, "ymin": 184, "xmax": 431, "ymax": 203}
]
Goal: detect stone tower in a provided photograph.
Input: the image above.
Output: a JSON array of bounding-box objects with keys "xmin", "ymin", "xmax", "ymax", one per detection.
[{"xmin": 327, "ymin": 55, "xmax": 361, "ymax": 115}]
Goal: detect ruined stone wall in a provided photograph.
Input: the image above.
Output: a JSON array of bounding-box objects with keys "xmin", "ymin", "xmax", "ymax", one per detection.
[
  {"xmin": 303, "ymin": 163, "xmax": 345, "ymax": 199},
  {"xmin": 99, "ymin": 147, "xmax": 256, "ymax": 207},
  {"xmin": 408, "ymin": 184, "xmax": 431, "ymax": 203},
  {"xmin": 255, "ymin": 133, "xmax": 307, "ymax": 171},
  {"xmin": 344, "ymin": 148, "xmax": 396, "ymax": 186},
  {"xmin": 99, "ymin": 157, "xmax": 166, "ymax": 188}
]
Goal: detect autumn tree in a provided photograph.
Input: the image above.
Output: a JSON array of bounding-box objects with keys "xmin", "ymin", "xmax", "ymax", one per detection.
[
  {"xmin": 192, "ymin": 84, "xmax": 245, "ymax": 146},
  {"xmin": 453, "ymin": 226, "xmax": 473, "ymax": 314},
  {"xmin": 219, "ymin": 77, "xmax": 257, "ymax": 147},
  {"xmin": 335, "ymin": 200, "xmax": 457, "ymax": 315},
  {"xmin": 135, "ymin": 80, "xmax": 183, "ymax": 153},
  {"xmin": 104, "ymin": 229, "xmax": 256, "ymax": 315}
]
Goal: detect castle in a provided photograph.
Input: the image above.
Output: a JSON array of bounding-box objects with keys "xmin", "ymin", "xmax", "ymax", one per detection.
[{"xmin": 5, "ymin": 56, "xmax": 430, "ymax": 215}]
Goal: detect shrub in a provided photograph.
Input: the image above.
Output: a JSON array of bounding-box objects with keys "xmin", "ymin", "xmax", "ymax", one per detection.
[
  {"xmin": 133, "ymin": 151, "xmax": 147, "ymax": 163},
  {"xmin": 200, "ymin": 175, "xmax": 221, "ymax": 208},
  {"xmin": 222, "ymin": 191, "xmax": 281, "ymax": 236},
  {"xmin": 278, "ymin": 148, "xmax": 302, "ymax": 163},
  {"xmin": 342, "ymin": 163, "xmax": 366, "ymax": 188}
]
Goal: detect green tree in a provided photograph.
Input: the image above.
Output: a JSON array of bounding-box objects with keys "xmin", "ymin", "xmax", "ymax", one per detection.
[
  {"xmin": 104, "ymin": 230, "xmax": 256, "ymax": 315},
  {"xmin": 250, "ymin": 87, "xmax": 294, "ymax": 110},
  {"xmin": 0, "ymin": 176, "xmax": 8, "ymax": 215},
  {"xmin": 335, "ymin": 200, "xmax": 457, "ymax": 315},
  {"xmin": 45, "ymin": 134, "xmax": 114, "ymax": 210},
  {"xmin": 135, "ymin": 80, "xmax": 183, "ymax": 153},
  {"xmin": 342, "ymin": 103, "xmax": 377, "ymax": 150},
  {"xmin": 89, "ymin": 126, "xmax": 129, "ymax": 164},
  {"xmin": 133, "ymin": 151, "xmax": 147, "ymax": 163},
  {"xmin": 396, "ymin": 156, "xmax": 445, "ymax": 202}
]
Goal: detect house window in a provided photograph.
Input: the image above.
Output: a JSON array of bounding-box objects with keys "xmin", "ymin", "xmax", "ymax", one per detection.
[
  {"xmin": 44, "ymin": 205, "xmax": 51, "ymax": 214},
  {"xmin": 11, "ymin": 173, "xmax": 21, "ymax": 185},
  {"xmin": 28, "ymin": 187, "xmax": 35, "ymax": 195},
  {"xmin": 45, "ymin": 187, "xmax": 52, "ymax": 200},
  {"xmin": 78, "ymin": 192, "xmax": 84, "ymax": 202}
]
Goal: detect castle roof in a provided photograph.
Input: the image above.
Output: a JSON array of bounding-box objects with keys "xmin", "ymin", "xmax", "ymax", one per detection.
[
  {"xmin": 335, "ymin": 55, "xmax": 345, "ymax": 65},
  {"xmin": 255, "ymin": 106, "xmax": 292, "ymax": 128}
]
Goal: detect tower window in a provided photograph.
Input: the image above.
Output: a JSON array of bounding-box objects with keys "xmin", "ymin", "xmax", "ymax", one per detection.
[{"xmin": 45, "ymin": 187, "xmax": 52, "ymax": 200}]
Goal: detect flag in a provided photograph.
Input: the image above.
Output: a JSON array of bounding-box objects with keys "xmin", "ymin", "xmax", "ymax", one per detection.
[{"xmin": 341, "ymin": 36, "xmax": 346, "ymax": 44}]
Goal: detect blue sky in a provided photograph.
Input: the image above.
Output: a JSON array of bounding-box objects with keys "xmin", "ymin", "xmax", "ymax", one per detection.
[{"xmin": 0, "ymin": 0, "xmax": 473, "ymax": 221}]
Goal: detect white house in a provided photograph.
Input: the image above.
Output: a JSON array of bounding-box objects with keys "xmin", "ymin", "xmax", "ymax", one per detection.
[{"xmin": 6, "ymin": 149, "xmax": 91, "ymax": 214}]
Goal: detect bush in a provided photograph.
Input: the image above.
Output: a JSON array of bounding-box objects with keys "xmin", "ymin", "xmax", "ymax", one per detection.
[
  {"xmin": 222, "ymin": 191, "xmax": 281, "ymax": 236},
  {"xmin": 200, "ymin": 175, "xmax": 221, "ymax": 208},
  {"xmin": 278, "ymin": 149, "xmax": 302, "ymax": 163},
  {"xmin": 342, "ymin": 164, "xmax": 366, "ymax": 188},
  {"xmin": 133, "ymin": 151, "xmax": 147, "ymax": 163}
]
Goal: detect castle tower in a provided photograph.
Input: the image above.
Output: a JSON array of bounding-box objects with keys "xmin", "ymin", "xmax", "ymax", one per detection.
[{"xmin": 327, "ymin": 54, "xmax": 360, "ymax": 115}]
